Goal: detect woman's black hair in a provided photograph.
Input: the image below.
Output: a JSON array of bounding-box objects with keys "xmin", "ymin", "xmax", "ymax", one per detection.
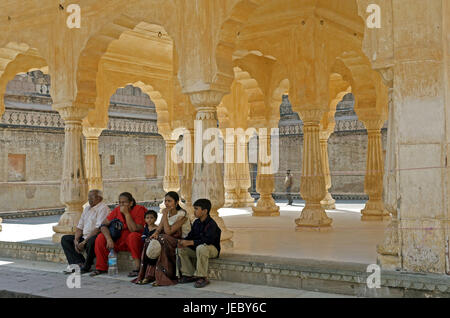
[
  {"xmin": 165, "ymin": 191, "xmax": 182, "ymax": 210},
  {"xmin": 119, "ymin": 192, "xmax": 136, "ymax": 209}
]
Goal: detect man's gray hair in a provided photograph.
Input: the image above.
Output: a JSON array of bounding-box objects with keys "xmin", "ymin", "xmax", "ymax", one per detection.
[{"xmin": 89, "ymin": 189, "xmax": 103, "ymax": 198}]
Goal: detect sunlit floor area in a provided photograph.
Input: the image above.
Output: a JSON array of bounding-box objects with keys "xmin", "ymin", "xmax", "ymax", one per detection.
[{"xmin": 0, "ymin": 200, "xmax": 389, "ymax": 265}]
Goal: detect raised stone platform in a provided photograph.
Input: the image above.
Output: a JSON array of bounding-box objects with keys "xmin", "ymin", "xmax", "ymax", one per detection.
[
  {"xmin": 1, "ymin": 241, "xmax": 449, "ymax": 298},
  {"xmin": 0, "ymin": 201, "xmax": 162, "ymax": 219}
]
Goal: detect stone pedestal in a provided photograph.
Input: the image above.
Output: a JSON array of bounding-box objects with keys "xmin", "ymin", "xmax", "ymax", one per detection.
[
  {"xmin": 295, "ymin": 110, "xmax": 332, "ymax": 231},
  {"xmin": 252, "ymin": 133, "xmax": 280, "ymax": 217},
  {"xmin": 53, "ymin": 106, "xmax": 89, "ymax": 243},
  {"xmin": 190, "ymin": 91, "xmax": 233, "ymax": 247},
  {"xmin": 83, "ymin": 127, "xmax": 104, "ymax": 191}
]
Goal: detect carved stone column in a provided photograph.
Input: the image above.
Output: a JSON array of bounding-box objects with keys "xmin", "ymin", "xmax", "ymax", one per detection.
[
  {"xmin": 189, "ymin": 91, "xmax": 233, "ymax": 247},
  {"xmin": 52, "ymin": 106, "xmax": 89, "ymax": 243},
  {"xmin": 252, "ymin": 133, "xmax": 280, "ymax": 217},
  {"xmin": 236, "ymin": 137, "xmax": 255, "ymax": 207},
  {"xmin": 83, "ymin": 127, "xmax": 104, "ymax": 191},
  {"xmin": 319, "ymin": 129, "xmax": 336, "ymax": 210},
  {"xmin": 160, "ymin": 139, "xmax": 181, "ymax": 209},
  {"xmin": 223, "ymin": 135, "xmax": 239, "ymax": 207},
  {"xmin": 376, "ymin": 86, "xmax": 400, "ymax": 269},
  {"xmin": 163, "ymin": 140, "xmax": 181, "ymax": 192},
  {"xmin": 361, "ymin": 119, "xmax": 390, "ymax": 221},
  {"xmin": 179, "ymin": 129, "xmax": 195, "ymax": 220},
  {"xmin": 295, "ymin": 110, "xmax": 332, "ymax": 231}
]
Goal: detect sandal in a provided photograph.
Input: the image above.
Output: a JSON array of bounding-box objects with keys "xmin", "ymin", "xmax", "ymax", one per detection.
[
  {"xmin": 128, "ymin": 269, "xmax": 139, "ymax": 277},
  {"xmin": 136, "ymin": 278, "xmax": 153, "ymax": 285},
  {"xmin": 152, "ymin": 282, "xmax": 160, "ymax": 287},
  {"xmin": 89, "ymin": 269, "xmax": 107, "ymax": 277}
]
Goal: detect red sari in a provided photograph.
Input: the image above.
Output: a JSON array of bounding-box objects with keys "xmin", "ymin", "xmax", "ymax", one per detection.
[{"xmin": 132, "ymin": 230, "xmax": 181, "ymax": 286}]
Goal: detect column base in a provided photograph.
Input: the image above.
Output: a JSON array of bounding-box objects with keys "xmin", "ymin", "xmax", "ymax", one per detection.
[
  {"xmin": 376, "ymin": 218, "xmax": 400, "ymax": 270},
  {"xmin": 210, "ymin": 210, "xmax": 233, "ymax": 244},
  {"xmin": 224, "ymin": 191, "xmax": 239, "ymax": 208},
  {"xmin": 377, "ymin": 254, "xmax": 401, "ymax": 271},
  {"xmin": 295, "ymin": 204, "xmax": 333, "ymax": 231},
  {"xmin": 320, "ymin": 192, "xmax": 336, "ymax": 210},
  {"xmin": 52, "ymin": 209, "xmax": 83, "ymax": 243},
  {"xmin": 240, "ymin": 192, "xmax": 256, "ymax": 207},
  {"xmin": 361, "ymin": 213, "xmax": 391, "ymax": 221},
  {"xmin": 361, "ymin": 201, "xmax": 390, "ymax": 221},
  {"xmin": 252, "ymin": 206, "xmax": 280, "ymax": 217},
  {"xmin": 252, "ymin": 195, "xmax": 280, "ymax": 217},
  {"xmin": 220, "ymin": 238, "xmax": 234, "ymax": 249},
  {"xmin": 180, "ymin": 201, "xmax": 195, "ymax": 222}
]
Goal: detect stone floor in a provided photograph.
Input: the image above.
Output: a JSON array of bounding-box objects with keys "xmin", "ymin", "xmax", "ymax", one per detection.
[
  {"xmin": 0, "ymin": 257, "xmax": 354, "ymax": 298},
  {"xmin": 0, "ymin": 200, "xmax": 389, "ymax": 265}
]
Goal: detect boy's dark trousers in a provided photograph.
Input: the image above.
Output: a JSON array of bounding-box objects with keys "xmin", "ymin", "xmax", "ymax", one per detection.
[{"xmin": 61, "ymin": 234, "xmax": 98, "ymax": 270}]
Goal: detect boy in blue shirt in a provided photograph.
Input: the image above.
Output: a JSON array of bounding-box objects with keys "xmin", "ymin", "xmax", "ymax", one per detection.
[{"xmin": 176, "ymin": 199, "xmax": 221, "ymax": 288}]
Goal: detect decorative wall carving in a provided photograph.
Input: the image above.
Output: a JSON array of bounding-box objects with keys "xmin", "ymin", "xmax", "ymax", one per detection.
[{"xmin": 1, "ymin": 109, "xmax": 159, "ymax": 134}]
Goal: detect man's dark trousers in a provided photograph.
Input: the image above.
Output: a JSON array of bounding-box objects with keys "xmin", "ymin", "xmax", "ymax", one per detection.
[
  {"xmin": 61, "ymin": 234, "xmax": 98, "ymax": 270},
  {"xmin": 286, "ymin": 186, "xmax": 293, "ymax": 205}
]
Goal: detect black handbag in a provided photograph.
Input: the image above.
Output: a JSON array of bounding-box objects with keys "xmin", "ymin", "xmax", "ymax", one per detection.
[{"xmin": 109, "ymin": 218, "xmax": 124, "ymax": 241}]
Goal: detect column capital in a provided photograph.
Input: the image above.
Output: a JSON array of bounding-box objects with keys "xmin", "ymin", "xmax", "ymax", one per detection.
[
  {"xmin": 164, "ymin": 139, "xmax": 178, "ymax": 145},
  {"xmin": 82, "ymin": 127, "xmax": 104, "ymax": 139},
  {"xmin": 319, "ymin": 129, "xmax": 333, "ymax": 141},
  {"xmin": 55, "ymin": 105, "xmax": 90, "ymax": 122},
  {"xmin": 297, "ymin": 109, "xmax": 325, "ymax": 124},
  {"xmin": 361, "ymin": 119, "xmax": 385, "ymax": 131},
  {"xmin": 188, "ymin": 90, "xmax": 226, "ymax": 110}
]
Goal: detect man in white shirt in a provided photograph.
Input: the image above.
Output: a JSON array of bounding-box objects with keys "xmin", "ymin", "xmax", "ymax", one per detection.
[{"xmin": 61, "ymin": 189, "xmax": 110, "ymax": 274}]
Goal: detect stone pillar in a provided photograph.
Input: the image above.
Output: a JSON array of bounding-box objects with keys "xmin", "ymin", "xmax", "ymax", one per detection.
[
  {"xmin": 180, "ymin": 129, "xmax": 195, "ymax": 220},
  {"xmin": 189, "ymin": 91, "xmax": 233, "ymax": 247},
  {"xmin": 295, "ymin": 110, "xmax": 332, "ymax": 231},
  {"xmin": 252, "ymin": 133, "xmax": 280, "ymax": 217},
  {"xmin": 160, "ymin": 139, "xmax": 181, "ymax": 208},
  {"xmin": 83, "ymin": 127, "xmax": 104, "ymax": 191},
  {"xmin": 52, "ymin": 107, "xmax": 89, "ymax": 243},
  {"xmin": 319, "ymin": 129, "xmax": 336, "ymax": 210},
  {"xmin": 377, "ymin": 87, "xmax": 401, "ymax": 269},
  {"xmin": 224, "ymin": 135, "xmax": 254, "ymax": 208},
  {"xmin": 236, "ymin": 138, "xmax": 255, "ymax": 206},
  {"xmin": 0, "ymin": 105, "xmax": 3, "ymax": 231},
  {"xmin": 361, "ymin": 120, "xmax": 390, "ymax": 221},
  {"xmin": 223, "ymin": 135, "xmax": 239, "ymax": 207}
]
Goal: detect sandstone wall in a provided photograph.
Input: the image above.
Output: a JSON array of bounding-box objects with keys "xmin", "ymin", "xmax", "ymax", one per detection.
[{"xmin": 0, "ymin": 126, "xmax": 165, "ymax": 212}]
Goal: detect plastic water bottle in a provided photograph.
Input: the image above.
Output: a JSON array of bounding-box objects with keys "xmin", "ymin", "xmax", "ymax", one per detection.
[{"xmin": 108, "ymin": 249, "xmax": 118, "ymax": 276}]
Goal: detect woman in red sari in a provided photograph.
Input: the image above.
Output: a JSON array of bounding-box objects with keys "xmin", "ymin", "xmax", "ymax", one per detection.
[
  {"xmin": 132, "ymin": 191, "xmax": 191, "ymax": 286},
  {"xmin": 90, "ymin": 192, "xmax": 147, "ymax": 277}
]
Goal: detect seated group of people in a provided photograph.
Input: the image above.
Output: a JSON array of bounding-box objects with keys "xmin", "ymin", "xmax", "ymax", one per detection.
[{"xmin": 61, "ymin": 189, "xmax": 221, "ymax": 288}]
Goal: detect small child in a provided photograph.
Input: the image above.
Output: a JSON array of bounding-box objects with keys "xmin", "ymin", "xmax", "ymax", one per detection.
[
  {"xmin": 132, "ymin": 210, "xmax": 158, "ymax": 284},
  {"xmin": 141, "ymin": 210, "xmax": 158, "ymax": 241}
]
